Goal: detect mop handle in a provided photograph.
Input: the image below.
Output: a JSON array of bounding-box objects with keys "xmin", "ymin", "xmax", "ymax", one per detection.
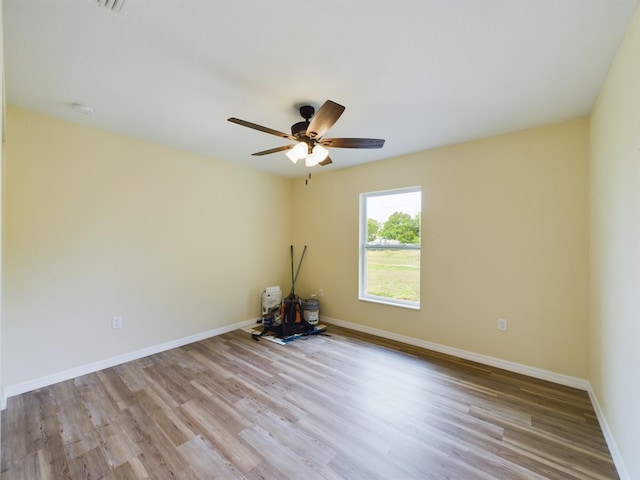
[
  {"xmin": 290, "ymin": 245, "xmax": 295, "ymax": 295},
  {"xmin": 293, "ymin": 245, "xmax": 308, "ymax": 285}
]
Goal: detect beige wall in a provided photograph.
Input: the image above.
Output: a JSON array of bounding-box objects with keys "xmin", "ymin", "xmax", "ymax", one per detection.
[
  {"xmin": 2, "ymin": 107, "xmax": 292, "ymax": 387},
  {"xmin": 590, "ymin": 4, "xmax": 640, "ymax": 479},
  {"xmin": 292, "ymin": 119, "xmax": 589, "ymax": 378}
]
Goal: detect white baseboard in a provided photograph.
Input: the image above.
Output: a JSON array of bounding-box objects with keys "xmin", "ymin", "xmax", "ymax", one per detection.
[
  {"xmin": 587, "ymin": 387, "xmax": 631, "ymax": 480},
  {"xmin": 2, "ymin": 318, "xmax": 257, "ymax": 405},
  {"xmin": 321, "ymin": 315, "xmax": 589, "ymax": 390}
]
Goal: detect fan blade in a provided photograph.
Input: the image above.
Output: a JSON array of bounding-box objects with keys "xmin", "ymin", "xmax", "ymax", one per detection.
[
  {"xmin": 252, "ymin": 145, "xmax": 295, "ymax": 156},
  {"xmin": 319, "ymin": 156, "xmax": 333, "ymax": 166},
  {"xmin": 306, "ymin": 100, "xmax": 345, "ymax": 139},
  {"xmin": 319, "ymin": 138, "xmax": 385, "ymax": 149},
  {"xmin": 228, "ymin": 118, "xmax": 296, "ymax": 141}
]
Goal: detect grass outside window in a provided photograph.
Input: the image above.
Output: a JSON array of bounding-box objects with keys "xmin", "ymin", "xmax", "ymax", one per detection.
[{"xmin": 365, "ymin": 249, "xmax": 420, "ymax": 302}]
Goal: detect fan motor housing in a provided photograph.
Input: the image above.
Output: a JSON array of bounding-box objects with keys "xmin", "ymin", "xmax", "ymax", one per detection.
[{"xmin": 291, "ymin": 121, "xmax": 309, "ymax": 137}]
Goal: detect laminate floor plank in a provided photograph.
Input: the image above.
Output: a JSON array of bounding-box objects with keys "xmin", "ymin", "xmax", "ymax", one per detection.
[
  {"xmin": 177, "ymin": 434, "xmax": 244, "ymax": 479},
  {"xmin": 1, "ymin": 325, "xmax": 619, "ymax": 479},
  {"xmin": 178, "ymin": 398, "xmax": 263, "ymax": 474}
]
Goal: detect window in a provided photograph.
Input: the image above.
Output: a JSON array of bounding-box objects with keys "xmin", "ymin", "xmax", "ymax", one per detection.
[{"xmin": 359, "ymin": 187, "xmax": 421, "ymax": 309}]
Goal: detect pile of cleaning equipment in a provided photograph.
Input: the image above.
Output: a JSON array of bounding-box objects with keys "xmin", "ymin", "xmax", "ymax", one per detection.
[{"xmin": 252, "ymin": 245, "xmax": 325, "ymax": 341}]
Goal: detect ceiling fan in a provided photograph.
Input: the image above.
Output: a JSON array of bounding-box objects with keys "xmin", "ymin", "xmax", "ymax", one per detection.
[{"xmin": 227, "ymin": 100, "xmax": 385, "ymax": 167}]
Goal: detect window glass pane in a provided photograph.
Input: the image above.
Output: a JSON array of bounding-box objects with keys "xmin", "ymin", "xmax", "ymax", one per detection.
[
  {"xmin": 365, "ymin": 248, "xmax": 420, "ymax": 302},
  {"xmin": 360, "ymin": 187, "xmax": 421, "ymax": 308},
  {"xmin": 366, "ymin": 191, "xmax": 421, "ymax": 246}
]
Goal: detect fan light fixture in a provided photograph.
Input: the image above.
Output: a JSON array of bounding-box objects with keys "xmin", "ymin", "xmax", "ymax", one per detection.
[
  {"xmin": 305, "ymin": 145, "xmax": 329, "ymax": 167},
  {"xmin": 285, "ymin": 142, "xmax": 328, "ymax": 167}
]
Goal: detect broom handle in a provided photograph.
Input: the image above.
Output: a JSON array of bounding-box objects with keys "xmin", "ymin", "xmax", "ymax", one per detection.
[
  {"xmin": 290, "ymin": 245, "xmax": 295, "ymax": 296},
  {"xmin": 293, "ymin": 245, "xmax": 307, "ymax": 286}
]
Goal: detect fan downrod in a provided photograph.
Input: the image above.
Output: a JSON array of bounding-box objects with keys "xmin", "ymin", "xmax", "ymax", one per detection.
[{"xmin": 291, "ymin": 105, "xmax": 315, "ymax": 137}]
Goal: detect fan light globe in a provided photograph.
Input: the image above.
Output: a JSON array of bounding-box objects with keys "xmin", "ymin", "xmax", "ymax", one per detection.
[
  {"xmin": 285, "ymin": 149, "xmax": 299, "ymax": 164},
  {"xmin": 286, "ymin": 142, "xmax": 307, "ymax": 164},
  {"xmin": 305, "ymin": 145, "xmax": 329, "ymax": 167}
]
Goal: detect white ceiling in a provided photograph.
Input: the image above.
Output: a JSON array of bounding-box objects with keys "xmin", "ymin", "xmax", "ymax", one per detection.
[{"xmin": 4, "ymin": 0, "xmax": 639, "ymax": 178}]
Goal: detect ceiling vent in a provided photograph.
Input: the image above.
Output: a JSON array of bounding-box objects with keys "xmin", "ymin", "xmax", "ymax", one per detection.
[{"xmin": 91, "ymin": 0, "xmax": 128, "ymax": 15}]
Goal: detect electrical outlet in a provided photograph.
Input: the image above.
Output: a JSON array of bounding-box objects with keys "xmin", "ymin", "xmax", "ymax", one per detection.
[
  {"xmin": 318, "ymin": 288, "xmax": 324, "ymax": 297},
  {"xmin": 112, "ymin": 315, "xmax": 123, "ymax": 330},
  {"xmin": 497, "ymin": 318, "xmax": 508, "ymax": 332}
]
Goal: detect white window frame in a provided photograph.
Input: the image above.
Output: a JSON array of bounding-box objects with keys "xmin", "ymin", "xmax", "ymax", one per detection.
[{"xmin": 359, "ymin": 186, "xmax": 421, "ymax": 310}]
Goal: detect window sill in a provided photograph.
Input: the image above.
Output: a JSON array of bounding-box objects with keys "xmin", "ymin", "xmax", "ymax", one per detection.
[{"xmin": 359, "ymin": 296, "xmax": 420, "ymax": 311}]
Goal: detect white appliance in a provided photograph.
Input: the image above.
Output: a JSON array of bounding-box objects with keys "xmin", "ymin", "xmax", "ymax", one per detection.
[{"xmin": 261, "ymin": 286, "xmax": 282, "ymax": 316}]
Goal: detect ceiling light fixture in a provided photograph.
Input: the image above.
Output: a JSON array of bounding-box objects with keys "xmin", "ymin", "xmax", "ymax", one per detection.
[
  {"xmin": 228, "ymin": 100, "xmax": 385, "ymax": 169},
  {"xmin": 285, "ymin": 141, "xmax": 307, "ymax": 164},
  {"xmin": 284, "ymin": 142, "xmax": 328, "ymax": 167},
  {"xmin": 305, "ymin": 145, "xmax": 329, "ymax": 167}
]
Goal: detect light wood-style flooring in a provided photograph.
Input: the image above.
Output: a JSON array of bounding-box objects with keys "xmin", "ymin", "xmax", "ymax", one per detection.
[{"xmin": 1, "ymin": 326, "xmax": 619, "ymax": 479}]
